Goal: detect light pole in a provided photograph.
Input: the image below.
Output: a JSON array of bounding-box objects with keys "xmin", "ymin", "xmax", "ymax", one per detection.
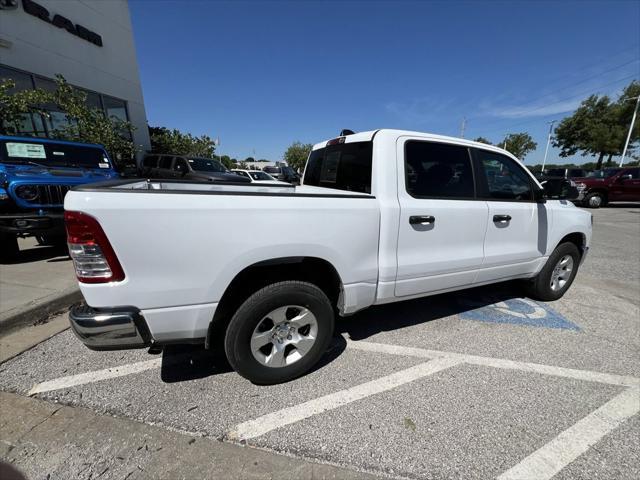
[
  {"xmin": 541, "ymin": 120, "xmax": 557, "ymax": 173},
  {"xmin": 619, "ymin": 95, "xmax": 640, "ymax": 167},
  {"xmin": 460, "ymin": 117, "xmax": 466, "ymax": 138}
]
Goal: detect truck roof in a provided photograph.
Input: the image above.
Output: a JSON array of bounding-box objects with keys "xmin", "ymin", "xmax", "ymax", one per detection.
[{"xmin": 312, "ymin": 129, "xmax": 514, "ymax": 157}]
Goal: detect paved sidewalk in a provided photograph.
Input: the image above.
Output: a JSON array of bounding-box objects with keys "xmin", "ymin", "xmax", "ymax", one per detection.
[
  {"xmin": 0, "ymin": 391, "xmax": 377, "ymax": 480},
  {"xmin": 0, "ymin": 238, "xmax": 79, "ymax": 333}
]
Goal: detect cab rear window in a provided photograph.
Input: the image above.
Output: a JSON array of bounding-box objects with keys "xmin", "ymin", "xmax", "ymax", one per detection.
[
  {"xmin": 304, "ymin": 141, "xmax": 372, "ymax": 194},
  {"xmin": 1, "ymin": 140, "xmax": 110, "ymax": 169}
]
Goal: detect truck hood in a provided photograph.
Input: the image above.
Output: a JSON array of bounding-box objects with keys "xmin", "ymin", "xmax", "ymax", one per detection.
[
  {"xmin": 573, "ymin": 177, "xmax": 606, "ymax": 186},
  {"xmin": 0, "ymin": 163, "xmax": 118, "ymax": 184}
]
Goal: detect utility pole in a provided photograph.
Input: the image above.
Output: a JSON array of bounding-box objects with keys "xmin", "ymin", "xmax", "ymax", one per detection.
[
  {"xmin": 502, "ymin": 134, "xmax": 509, "ymax": 150},
  {"xmin": 619, "ymin": 95, "xmax": 640, "ymax": 167},
  {"xmin": 460, "ymin": 117, "xmax": 466, "ymax": 138},
  {"xmin": 541, "ymin": 120, "xmax": 557, "ymax": 173}
]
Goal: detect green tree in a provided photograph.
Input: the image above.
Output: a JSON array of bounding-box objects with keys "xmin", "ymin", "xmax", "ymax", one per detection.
[
  {"xmin": 149, "ymin": 126, "xmax": 216, "ymax": 158},
  {"xmin": 473, "ymin": 136, "xmax": 492, "ymax": 145},
  {"xmin": 552, "ymin": 87, "xmax": 633, "ymax": 169},
  {"xmin": 284, "ymin": 141, "xmax": 313, "ymax": 172},
  {"xmin": 500, "ymin": 132, "xmax": 537, "ymax": 159},
  {"xmin": 244, "ymin": 157, "xmax": 255, "ymax": 163},
  {"xmin": 218, "ymin": 154, "xmax": 233, "ymax": 169},
  {"xmin": 1, "ymin": 76, "xmax": 137, "ymax": 166}
]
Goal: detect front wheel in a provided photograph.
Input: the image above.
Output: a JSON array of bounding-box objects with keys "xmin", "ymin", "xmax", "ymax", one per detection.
[
  {"xmin": 0, "ymin": 234, "xmax": 19, "ymax": 263},
  {"xmin": 584, "ymin": 191, "xmax": 605, "ymax": 208},
  {"xmin": 224, "ymin": 281, "xmax": 335, "ymax": 385},
  {"xmin": 526, "ymin": 242, "xmax": 580, "ymax": 301}
]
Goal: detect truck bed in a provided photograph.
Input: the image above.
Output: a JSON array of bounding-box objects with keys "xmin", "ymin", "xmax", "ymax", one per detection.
[{"xmin": 65, "ymin": 179, "xmax": 380, "ymax": 341}]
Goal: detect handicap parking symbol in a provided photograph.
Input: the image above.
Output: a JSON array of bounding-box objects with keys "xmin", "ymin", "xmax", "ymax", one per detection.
[{"xmin": 458, "ymin": 297, "xmax": 580, "ymax": 331}]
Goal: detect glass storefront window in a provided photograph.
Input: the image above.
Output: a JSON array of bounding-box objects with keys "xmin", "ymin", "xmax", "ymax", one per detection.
[
  {"xmin": 1, "ymin": 64, "xmax": 130, "ymax": 139},
  {"xmin": 103, "ymin": 96, "xmax": 128, "ymax": 122}
]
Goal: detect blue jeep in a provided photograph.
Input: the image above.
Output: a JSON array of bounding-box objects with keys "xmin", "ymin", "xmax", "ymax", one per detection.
[{"xmin": 0, "ymin": 136, "xmax": 120, "ymax": 261}]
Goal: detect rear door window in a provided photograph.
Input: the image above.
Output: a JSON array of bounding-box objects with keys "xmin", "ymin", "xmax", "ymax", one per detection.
[
  {"xmin": 304, "ymin": 141, "xmax": 372, "ymax": 194},
  {"xmin": 143, "ymin": 156, "xmax": 158, "ymax": 168},
  {"xmin": 158, "ymin": 156, "xmax": 173, "ymax": 169},
  {"xmin": 404, "ymin": 141, "xmax": 475, "ymax": 198}
]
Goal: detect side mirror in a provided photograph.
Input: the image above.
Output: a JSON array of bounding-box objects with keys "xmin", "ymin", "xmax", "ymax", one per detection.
[
  {"xmin": 541, "ymin": 179, "xmax": 580, "ymax": 200},
  {"xmin": 533, "ymin": 187, "xmax": 547, "ymax": 203}
]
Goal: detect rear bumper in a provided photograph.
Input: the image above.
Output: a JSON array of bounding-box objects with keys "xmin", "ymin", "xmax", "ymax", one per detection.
[{"xmin": 69, "ymin": 304, "xmax": 152, "ymax": 350}]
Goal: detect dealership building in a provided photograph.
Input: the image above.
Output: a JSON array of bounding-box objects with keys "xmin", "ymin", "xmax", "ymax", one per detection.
[{"xmin": 0, "ymin": 0, "xmax": 150, "ymax": 156}]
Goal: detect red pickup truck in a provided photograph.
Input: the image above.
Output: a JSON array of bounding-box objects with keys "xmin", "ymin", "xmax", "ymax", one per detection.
[{"xmin": 574, "ymin": 167, "xmax": 640, "ymax": 208}]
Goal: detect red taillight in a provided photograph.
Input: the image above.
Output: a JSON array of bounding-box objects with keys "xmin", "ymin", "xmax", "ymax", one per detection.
[{"xmin": 65, "ymin": 211, "xmax": 125, "ymax": 283}]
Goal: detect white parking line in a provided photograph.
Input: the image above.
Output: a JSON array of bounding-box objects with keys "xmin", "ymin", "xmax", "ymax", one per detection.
[
  {"xmin": 345, "ymin": 338, "xmax": 640, "ymax": 387},
  {"xmin": 498, "ymin": 386, "xmax": 640, "ymax": 480},
  {"xmin": 27, "ymin": 358, "xmax": 162, "ymax": 396},
  {"xmin": 228, "ymin": 356, "xmax": 463, "ymax": 441}
]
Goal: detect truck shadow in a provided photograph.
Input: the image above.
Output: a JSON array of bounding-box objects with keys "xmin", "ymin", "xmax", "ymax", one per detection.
[
  {"xmin": 338, "ymin": 281, "xmax": 526, "ymax": 341},
  {"xmin": 159, "ymin": 281, "xmax": 525, "ymax": 384},
  {"xmin": 2, "ymin": 244, "xmax": 69, "ymax": 265}
]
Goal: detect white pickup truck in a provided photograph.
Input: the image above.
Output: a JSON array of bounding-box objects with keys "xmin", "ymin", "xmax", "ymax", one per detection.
[{"xmin": 65, "ymin": 129, "xmax": 591, "ymax": 384}]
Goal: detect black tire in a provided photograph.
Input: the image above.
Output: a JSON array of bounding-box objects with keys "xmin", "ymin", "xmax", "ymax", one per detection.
[
  {"xmin": 224, "ymin": 281, "xmax": 335, "ymax": 385},
  {"xmin": 36, "ymin": 234, "xmax": 66, "ymax": 246},
  {"xmin": 526, "ymin": 242, "xmax": 580, "ymax": 301},
  {"xmin": 0, "ymin": 234, "xmax": 19, "ymax": 263},
  {"xmin": 584, "ymin": 191, "xmax": 606, "ymax": 209},
  {"xmin": 0, "ymin": 233, "xmax": 20, "ymax": 262}
]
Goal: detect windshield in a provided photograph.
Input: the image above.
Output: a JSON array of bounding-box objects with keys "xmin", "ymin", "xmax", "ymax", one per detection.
[
  {"xmin": 586, "ymin": 168, "xmax": 621, "ymax": 178},
  {"xmin": 187, "ymin": 157, "xmax": 226, "ymax": 173},
  {"xmin": 1, "ymin": 140, "xmax": 111, "ymax": 169},
  {"xmin": 249, "ymin": 171, "xmax": 273, "ymax": 180}
]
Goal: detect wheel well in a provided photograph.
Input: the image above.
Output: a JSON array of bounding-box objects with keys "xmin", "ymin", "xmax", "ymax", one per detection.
[
  {"xmin": 206, "ymin": 257, "xmax": 342, "ymax": 349},
  {"xmin": 586, "ymin": 189, "xmax": 607, "ymax": 198},
  {"xmin": 558, "ymin": 232, "xmax": 586, "ymax": 258}
]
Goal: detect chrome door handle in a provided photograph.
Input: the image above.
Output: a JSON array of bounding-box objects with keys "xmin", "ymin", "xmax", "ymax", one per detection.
[
  {"xmin": 409, "ymin": 215, "xmax": 435, "ymax": 225},
  {"xmin": 493, "ymin": 214, "xmax": 512, "ymax": 223}
]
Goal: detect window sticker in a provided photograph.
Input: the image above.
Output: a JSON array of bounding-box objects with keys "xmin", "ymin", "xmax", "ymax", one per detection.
[
  {"xmin": 98, "ymin": 163, "xmax": 110, "ymax": 168},
  {"xmin": 320, "ymin": 151, "xmax": 340, "ymax": 183},
  {"xmin": 6, "ymin": 142, "xmax": 46, "ymax": 159}
]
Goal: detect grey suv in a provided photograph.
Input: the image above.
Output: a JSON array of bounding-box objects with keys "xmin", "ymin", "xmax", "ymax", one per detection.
[{"xmin": 141, "ymin": 154, "xmax": 249, "ymax": 183}]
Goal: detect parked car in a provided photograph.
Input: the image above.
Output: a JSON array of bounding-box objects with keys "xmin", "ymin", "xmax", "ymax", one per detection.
[
  {"xmin": 542, "ymin": 167, "xmax": 591, "ymax": 180},
  {"xmin": 263, "ymin": 165, "xmax": 300, "ymax": 184},
  {"xmin": 573, "ymin": 167, "xmax": 640, "ymax": 208},
  {"xmin": 64, "ymin": 129, "xmax": 590, "ymax": 384},
  {"xmin": 141, "ymin": 154, "xmax": 249, "ymax": 183},
  {"xmin": 0, "ymin": 136, "xmax": 120, "ymax": 261},
  {"xmin": 231, "ymin": 169, "xmax": 291, "ymax": 185}
]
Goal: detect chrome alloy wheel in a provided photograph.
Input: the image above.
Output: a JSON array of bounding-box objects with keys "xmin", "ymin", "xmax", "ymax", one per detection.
[
  {"xmin": 550, "ymin": 254, "xmax": 574, "ymax": 292},
  {"xmin": 588, "ymin": 195, "xmax": 602, "ymax": 208},
  {"xmin": 250, "ymin": 305, "xmax": 318, "ymax": 368}
]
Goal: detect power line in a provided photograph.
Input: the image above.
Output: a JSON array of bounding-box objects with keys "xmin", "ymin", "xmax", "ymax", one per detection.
[{"xmin": 481, "ymin": 72, "xmax": 638, "ymax": 134}]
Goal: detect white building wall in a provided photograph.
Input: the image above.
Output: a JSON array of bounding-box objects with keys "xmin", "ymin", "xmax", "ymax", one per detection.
[{"xmin": 0, "ymin": 0, "xmax": 150, "ymax": 153}]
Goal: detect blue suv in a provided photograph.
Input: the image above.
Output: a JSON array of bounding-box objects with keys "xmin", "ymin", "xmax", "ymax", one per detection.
[{"xmin": 0, "ymin": 136, "xmax": 120, "ymax": 261}]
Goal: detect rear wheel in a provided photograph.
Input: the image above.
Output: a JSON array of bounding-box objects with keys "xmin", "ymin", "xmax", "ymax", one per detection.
[
  {"xmin": 0, "ymin": 234, "xmax": 19, "ymax": 263},
  {"xmin": 527, "ymin": 242, "xmax": 580, "ymax": 301},
  {"xmin": 224, "ymin": 281, "xmax": 334, "ymax": 385},
  {"xmin": 584, "ymin": 191, "xmax": 605, "ymax": 208}
]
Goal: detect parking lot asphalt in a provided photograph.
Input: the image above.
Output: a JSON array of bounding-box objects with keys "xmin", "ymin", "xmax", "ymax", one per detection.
[{"xmin": 0, "ymin": 205, "xmax": 638, "ymax": 479}]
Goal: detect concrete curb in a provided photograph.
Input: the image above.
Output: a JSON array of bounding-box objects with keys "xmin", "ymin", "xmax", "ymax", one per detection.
[{"xmin": 0, "ymin": 286, "xmax": 81, "ymax": 335}]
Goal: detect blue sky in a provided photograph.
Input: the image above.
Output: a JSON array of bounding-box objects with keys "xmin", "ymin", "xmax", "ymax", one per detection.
[{"xmin": 129, "ymin": 0, "xmax": 640, "ymax": 164}]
